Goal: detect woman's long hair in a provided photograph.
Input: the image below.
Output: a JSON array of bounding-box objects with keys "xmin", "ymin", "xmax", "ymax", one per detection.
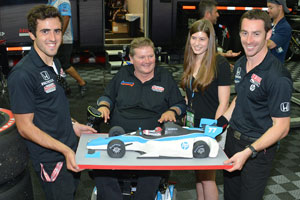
[{"xmin": 180, "ymin": 19, "xmax": 217, "ymax": 92}]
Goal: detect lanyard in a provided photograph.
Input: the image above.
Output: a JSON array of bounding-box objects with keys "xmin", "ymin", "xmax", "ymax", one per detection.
[
  {"xmin": 189, "ymin": 78, "xmax": 195, "ymax": 107},
  {"xmin": 40, "ymin": 161, "xmax": 63, "ymax": 182}
]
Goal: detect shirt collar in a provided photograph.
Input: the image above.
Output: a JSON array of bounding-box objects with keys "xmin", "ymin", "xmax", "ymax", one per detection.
[
  {"xmin": 28, "ymin": 46, "xmax": 60, "ymax": 72},
  {"xmin": 241, "ymin": 50, "xmax": 273, "ymax": 74},
  {"xmin": 28, "ymin": 46, "xmax": 48, "ymax": 68}
]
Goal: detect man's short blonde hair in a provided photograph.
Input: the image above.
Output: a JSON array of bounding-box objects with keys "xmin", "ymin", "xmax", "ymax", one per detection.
[{"xmin": 129, "ymin": 37, "xmax": 155, "ymax": 57}]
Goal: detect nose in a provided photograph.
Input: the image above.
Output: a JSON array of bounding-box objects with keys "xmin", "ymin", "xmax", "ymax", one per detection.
[
  {"xmin": 246, "ymin": 34, "xmax": 253, "ymax": 44},
  {"xmin": 194, "ymin": 38, "xmax": 201, "ymax": 45},
  {"xmin": 49, "ymin": 31, "xmax": 56, "ymax": 41},
  {"xmin": 144, "ymin": 56, "xmax": 150, "ymax": 63}
]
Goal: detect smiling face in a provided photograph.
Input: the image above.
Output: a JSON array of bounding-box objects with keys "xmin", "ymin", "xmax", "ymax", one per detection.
[
  {"xmin": 29, "ymin": 17, "xmax": 62, "ymax": 65},
  {"xmin": 130, "ymin": 46, "xmax": 156, "ymax": 80},
  {"xmin": 240, "ymin": 18, "xmax": 271, "ymax": 60},
  {"xmin": 190, "ymin": 31, "xmax": 209, "ymax": 58}
]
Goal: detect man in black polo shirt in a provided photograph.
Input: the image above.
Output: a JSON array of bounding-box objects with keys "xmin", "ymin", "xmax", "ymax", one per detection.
[
  {"xmin": 7, "ymin": 5, "xmax": 96, "ymax": 200},
  {"xmin": 220, "ymin": 10, "xmax": 293, "ymax": 200},
  {"xmin": 94, "ymin": 37, "xmax": 186, "ymax": 200}
]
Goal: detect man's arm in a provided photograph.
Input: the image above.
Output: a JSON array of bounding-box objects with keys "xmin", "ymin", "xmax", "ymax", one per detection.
[
  {"xmin": 224, "ymin": 116, "xmax": 290, "ymax": 172},
  {"xmin": 220, "ymin": 50, "xmax": 241, "ymax": 58},
  {"xmin": 223, "ymin": 96, "xmax": 236, "ymax": 121},
  {"xmin": 62, "ymin": 16, "xmax": 70, "ymax": 35},
  {"xmin": 97, "ymin": 100, "xmax": 111, "ymax": 123},
  {"xmin": 267, "ymin": 40, "xmax": 277, "ymax": 49},
  {"xmin": 14, "ymin": 113, "xmax": 81, "ymax": 172},
  {"xmin": 158, "ymin": 106, "xmax": 182, "ymax": 123}
]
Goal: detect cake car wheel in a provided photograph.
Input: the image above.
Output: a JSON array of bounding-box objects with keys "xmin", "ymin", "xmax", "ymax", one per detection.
[
  {"xmin": 107, "ymin": 139, "xmax": 125, "ymax": 158},
  {"xmin": 193, "ymin": 141, "xmax": 210, "ymax": 158},
  {"xmin": 108, "ymin": 126, "xmax": 125, "ymax": 137}
]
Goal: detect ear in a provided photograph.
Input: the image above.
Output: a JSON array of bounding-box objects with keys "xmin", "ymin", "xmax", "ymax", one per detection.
[
  {"xmin": 266, "ymin": 29, "xmax": 272, "ymax": 40},
  {"xmin": 204, "ymin": 11, "xmax": 211, "ymax": 19},
  {"xmin": 129, "ymin": 55, "xmax": 133, "ymax": 63},
  {"xmin": 28, "ymin": 31, "xmax": 36, "ymax": 41}
]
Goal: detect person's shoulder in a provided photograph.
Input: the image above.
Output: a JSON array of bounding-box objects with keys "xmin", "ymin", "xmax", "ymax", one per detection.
[
  {"xmin": 57, "ymin": 0, "xmax": 71, "ymax": 8},
  {"xmin": 280, "ymin": 17, "xmax": 292, "ymax": 30},
  {"xmin": 59, "ymin": 0, "xmax": 71, "ymax": 4},
  {"xmin": 155, "ymin": 65, "xmax": 173, "ymax": 77},
  {"xmin": 235, "ymin": 55, "xmax": 246, "ymax": 66},
  {"xmin": 8, "ymin": 61, "xmax": 31, "ymax": 83},
  {"xmin": 121, "ymin": 64, "xmax": 133, "ymax": 72},
  {"xmin": 216, "ymin": 54, "xmax": 227, "ymax": 62},
  {"xmin": 216, "ymin": 54, "xmax": 230, "ymax": 66},
  {"xmin": 156, "ymin": 65, "xmax": 169, "ymax": 72},
  {"xmin": 266, "ymin": 54, "xmax": 291, "ymax": 79},
  {"xmin": 113, "ymin": 65, "xmax": 133, "ymax": 78}
]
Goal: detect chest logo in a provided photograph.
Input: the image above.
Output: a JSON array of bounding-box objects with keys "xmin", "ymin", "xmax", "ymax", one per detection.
[
  {"xmin": 121, "ymin": 81, "xmax": 134, "ymax": 87},
  {"xmin": 44, "ymin": 83, "xmax": 56, "ymax": 93},
  {"xmin": 250, "ymin": 73, "xmax": 262, "ymax": 87},
  {"xmin": 250, "ymin": 84, "xmax": 256, "ymax": 91},
  {"xmin": 40, "ymin": 71, "xmax": 50, "ymax": 81},
  {"xmin": 280, "ymin": 102, "xmax": 290, "ymax": 112},
  {"xmin": 152, "ymin": 85, "xmax": 165, "ymax": 93}
]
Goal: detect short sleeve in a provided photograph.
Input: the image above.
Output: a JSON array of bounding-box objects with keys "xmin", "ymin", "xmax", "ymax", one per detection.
[
  {"xmin": 270, "ymin": 23, "xmax": 292, "ymax": 48},
  {"xmin": 8, "ymin": 70, "xmax": 36, "ymax": 114},
  {"xmin": 58, "ymin": 1, "xmax": 72, "ymax": 16},
  {"xmin": 216, "ymin": 55, "xmax": 231, "ymax": 86},
  {"xmin": 268, "ymin": 76, "xmax": 293, "ymax": 117}
]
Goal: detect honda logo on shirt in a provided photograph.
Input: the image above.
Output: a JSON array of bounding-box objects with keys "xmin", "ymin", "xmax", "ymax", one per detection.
[
  {"xmin": 40, "ymin": 71, "xmax": 50, "ymax": 81},
  {"xmin": 280, "ymin": 102, "xmax": 290, "ymax": 112}
]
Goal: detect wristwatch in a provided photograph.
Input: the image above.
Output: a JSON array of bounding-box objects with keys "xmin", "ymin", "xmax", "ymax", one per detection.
[{"xmin": 246, "ymin": 145, "xmax": 258, "ymax": 158}]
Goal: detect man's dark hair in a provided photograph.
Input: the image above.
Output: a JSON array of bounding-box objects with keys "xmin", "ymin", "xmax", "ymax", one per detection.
[
  {"xmin": 239, "ymin": 9, "xmax": 272, "ymax": 33},
  {"xmin": 198, "ymin": 0, "xmax": 217, "ymax": 19},
  {"xmin": 27, "ymin": 5, "xmax": 63, "ymax": 36}
]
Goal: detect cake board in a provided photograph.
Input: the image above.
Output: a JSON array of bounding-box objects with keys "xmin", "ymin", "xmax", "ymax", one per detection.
[{"xmin": 76, "ymin": 133, "xmax": 233, "ymax": 170}]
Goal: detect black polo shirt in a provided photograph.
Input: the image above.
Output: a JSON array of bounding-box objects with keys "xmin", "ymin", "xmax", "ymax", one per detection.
[
  {"xmin": 8, "ymin": 47, "xmax": 77, "ymax": 164},
  {"xmin": 230, "ymin": 51, "xmax": 293, "ymax": 138},
  {"xmin": 98, "ymin": 65, "xmax": 186, "ymax": 132}
]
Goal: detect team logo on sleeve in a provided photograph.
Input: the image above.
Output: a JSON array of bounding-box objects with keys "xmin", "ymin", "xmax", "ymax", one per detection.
[
  {"xmin": 234, "ymin": 67, "xmax": 241, "ymax": 83},
  {"xmin": 121, "ymin": 80, "xmax": 134, "ymax": 87},
  {"xmin": 280, "ymin": 102, "xmax": 290, "ymax": 112},
  {"xmin": 152, "ymin": 85, "xmax": 165, "ymax": 93}
]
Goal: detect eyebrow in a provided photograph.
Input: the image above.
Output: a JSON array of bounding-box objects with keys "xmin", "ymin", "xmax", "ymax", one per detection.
[
  {"xmin": 40, "ymin": 28, "xmax": 50, "ymax": 32},
  {"xmin": 40, "ymin": 28, "xmax": 62, "ymax": 31}
]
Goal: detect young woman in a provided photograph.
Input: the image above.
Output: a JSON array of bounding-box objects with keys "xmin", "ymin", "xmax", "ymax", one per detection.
[{"xmin": 181, "ymin": 19, "xmax": 231, "ymax": 200}]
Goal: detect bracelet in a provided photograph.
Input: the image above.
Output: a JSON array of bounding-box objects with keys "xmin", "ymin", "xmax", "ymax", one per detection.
[
  {"xmin": 167, "ymin": 108, "xmax": 178, "ymax": 117},
  {"xmin": 98, "ymin": 104, "xmax": 110, "ymax": 109}
]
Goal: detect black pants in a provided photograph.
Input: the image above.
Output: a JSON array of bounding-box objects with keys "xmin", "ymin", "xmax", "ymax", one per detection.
[
  {"xmin": 223, "ymin": 127, "xmax": 277, "ymax": 200},
  {"xmin": 32, "ymin": 161, "xmax": 80, "ymax": 200},
  {"xmin": 93, "ymin": 170, "xmax": 165, "ymax": 200}
]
